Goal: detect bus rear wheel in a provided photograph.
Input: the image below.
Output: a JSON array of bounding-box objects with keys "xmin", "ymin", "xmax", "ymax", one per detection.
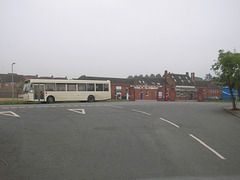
[
  {"xmin": 47, "ymin": 96, "xmax": 55, "ymax": 103},
  {"xmin": 88, "ymin": 95, "xmax": 95, "ymax": 102}
]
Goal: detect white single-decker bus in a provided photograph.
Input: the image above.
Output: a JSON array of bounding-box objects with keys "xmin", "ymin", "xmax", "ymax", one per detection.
[{"xmin": 23, "ymin": 79, "xmax": 111, "ymax": 103}]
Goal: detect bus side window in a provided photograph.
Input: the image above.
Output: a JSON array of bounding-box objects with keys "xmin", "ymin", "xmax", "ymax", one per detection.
[
  {"xmin": 104, "ymin": 84, "xmax": 109, "ymax": 91},
  {"xmin": 78, "ymin": 83, "xmax": 86, "ymax": 91},
  {"xmin": 87, "ymin": 83, "xmax": 94, "ymax": 91},
  {"xmin": 67, "ymin": 84, "xmax": 76, "ymax": 91},
  {"xmin": 45, "ymin": 83, "xmax": 55, "ymax": 91},
  {"xmin": 56, "ymin": 83, "xmax": 66, "ymax": 91},
  {"xmin": 96, "ymin": 84, "xmax": 103, "ymax": 91}
]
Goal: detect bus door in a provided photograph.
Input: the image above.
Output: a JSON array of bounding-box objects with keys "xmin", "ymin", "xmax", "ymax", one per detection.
[{"xmin": 34, "ymin": 84, "xmax": 45, "ymax": 101}]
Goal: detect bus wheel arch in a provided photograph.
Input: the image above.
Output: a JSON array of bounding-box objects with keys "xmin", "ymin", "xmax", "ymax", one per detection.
[
  {"xmin": 88, "ymin": 95, "xmax": 95, "ymax": 102},
  {"xmin": 47, "ymin": 96, "xmax": 55, "ymax": 103}
]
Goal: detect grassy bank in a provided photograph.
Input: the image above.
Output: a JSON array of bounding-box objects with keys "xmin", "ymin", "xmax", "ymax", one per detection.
[{"xmin": 0, "ymin": 98, "xmax": 132, "ymax": 105}]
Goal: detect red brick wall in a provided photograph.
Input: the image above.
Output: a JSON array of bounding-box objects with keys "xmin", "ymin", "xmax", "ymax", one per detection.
[
  {"xmin": 133, "ymin": 88, "xmax": 158, "ymax": 100},
  {"xmin": 196, "ymin": 87, "xmax": 222, "ymax": 100},
  {"xmin": 111, "ymin": 84, "xmax": 130, "ymax": 99}
]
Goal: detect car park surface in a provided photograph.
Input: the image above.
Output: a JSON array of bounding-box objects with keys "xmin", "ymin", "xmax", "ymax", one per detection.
[{"xmin": 0, "ymin": 101, "xmax": 240, "ymax": 179}]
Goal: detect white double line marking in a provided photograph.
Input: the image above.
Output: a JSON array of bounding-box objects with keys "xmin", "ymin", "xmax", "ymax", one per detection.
[{"xmin": 189, "ymin": 134, "xmax": 226, "ymax": 160}]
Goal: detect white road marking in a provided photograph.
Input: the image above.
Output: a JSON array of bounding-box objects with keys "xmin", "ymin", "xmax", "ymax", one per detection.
[
  {"xmin": 131, "ymin": 109, "xmax": 151, "ymax": 116},
  {"xmin": 189, "ymin": 134, "xmax": 226, "ymax": 160},
  {"xmin": 159, "ymin": 117, "xmax": 179, "ymax": 128},
  {"xmin": 105, "ymin": 105, "xmax": 124, "ymax": 109},
  {"xmin": 68, "ymin": 109, "xmax": 86, "ymax": 114},
  {"xmin": 0, "ymin": 111, "xmax": 20, "ymax": 117}
]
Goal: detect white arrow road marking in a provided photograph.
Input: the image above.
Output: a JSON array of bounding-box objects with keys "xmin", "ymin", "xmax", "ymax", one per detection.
[
  {"xmin": 68, "ymin": 109, "xmax": 86, "ymax": 114},
  {"xmin": 0, "ymin": 111, "xmax": 20, "ymax": 117}
]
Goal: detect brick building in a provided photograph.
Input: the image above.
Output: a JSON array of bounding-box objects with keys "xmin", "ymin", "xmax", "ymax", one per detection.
[
  {"xmin": 78, "ymin": 75, "xmax": 168, "ymax": 101},
  {"xmin": 129, "ymin": 77, "xmax": 167, "ymax": 101},
  {"xmin": 195, "ymin": 80, "xmax": 222, "ymax": 101},
  {"xmin": 163, "ymin": 71, "xmax": 197, "ymax": 101}
]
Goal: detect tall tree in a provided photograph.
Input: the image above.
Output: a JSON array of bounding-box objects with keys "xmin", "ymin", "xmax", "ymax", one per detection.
[
  {"xmin": 204, "ymin": 73, "xmax": 213, "ymax": 81},
  {"xmin": 150, "ymin": 74, "xmax": 156, "ymax": 78},
  {"xmin": 127, "ymin": 75, "xmax": 134, "ymax": 79},
  {"xmin": 211, "ymin": 50, "xmax": 240, "ymax": 110}
]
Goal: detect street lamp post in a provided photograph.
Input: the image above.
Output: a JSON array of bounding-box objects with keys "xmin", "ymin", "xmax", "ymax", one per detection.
[{"xmin": 12, "ymin": 62, "xmax": 15, "ymax": 103}]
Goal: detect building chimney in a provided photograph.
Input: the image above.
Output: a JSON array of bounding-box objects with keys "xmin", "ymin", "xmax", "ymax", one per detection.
[
  {"xmin": 164, "ymin": 70, "xmax": 168, "ymax": 75},
  {"xmin": 186, "ymin": 72, "xmax": 189, "ymax": 76},
  {"xmin": 191, "ymin": 72, "xmax": 195, "ymax": 82}
]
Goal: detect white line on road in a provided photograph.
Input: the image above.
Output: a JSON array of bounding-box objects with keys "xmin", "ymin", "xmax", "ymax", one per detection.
[
  {"xmin": 189, "ymin": 134, "xmax": 226, "ymax": 160},
  {"xmin": 159, "ymin": 118, "xmax": 179, "ymax": 128},
  {"xmin": 105, "ymin": 105, "xmax": 124, "ymax": 109},
  {"xmin": 68, "ymin": 109, "xmax": 86, "ymax": 114},
  {"xmin": 0, "ymin": 111, "xmax": 20, "ymax": 117},
  {"xmin": 131, "ymin": 109, "xmax": 151, "ymax": 116}
]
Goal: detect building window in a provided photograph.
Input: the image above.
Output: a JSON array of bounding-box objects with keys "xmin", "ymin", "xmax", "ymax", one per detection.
[
  {"xmin": 176, "ymin": 91, "xmax": 180, "ymax": 97},
  {"xmin": 183, "ymin": 91, "xmax": 187, "ymax": 97},
  {"xmin": 146, "ymin": 90, "xmax": 149, "ymax": 96}
]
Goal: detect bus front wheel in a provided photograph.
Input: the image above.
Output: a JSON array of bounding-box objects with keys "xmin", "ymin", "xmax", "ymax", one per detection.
[
  {"xmin": 47, "ymin": 96, "xmax": 55, "ymax": 103},
  {"xmin": 88, "ymin": 95, "xmax": 95, "ymax": 102}
]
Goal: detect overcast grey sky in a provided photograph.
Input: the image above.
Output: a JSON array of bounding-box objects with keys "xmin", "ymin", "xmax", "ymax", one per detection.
[{"xmin": 1, "ymin": 0, "xmax": 240, "ymax": 79}]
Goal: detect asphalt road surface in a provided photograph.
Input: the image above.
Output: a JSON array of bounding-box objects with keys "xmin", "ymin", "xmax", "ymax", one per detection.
[{"xmin": 0, "ymin": 101, "xmax": 240, "ymax": 180}]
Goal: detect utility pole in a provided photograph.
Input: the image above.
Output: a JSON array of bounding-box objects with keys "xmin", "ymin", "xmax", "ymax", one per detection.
[
  {"xmin": 165, "ymin": 72, "xmax": 167, "ymax": 101},
  {"xmin": 12, "ymin": 62, "xmax": 15, "ymax": 103}
]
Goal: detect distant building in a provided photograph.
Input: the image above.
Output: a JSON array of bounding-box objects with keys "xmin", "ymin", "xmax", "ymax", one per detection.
[
  {"xmin": 78, "ymin": 75, "xmax": 168, "ymax": 101},
  {"xmin": 195, "ymin": 80, "xmax": 222, "ymax": 101},
  {"xmin": 129, "ymin": 77, "xmax": 167, "ymax": 101},
  {"xmin": 163, "ymin": 71, "xmax": 197, "ymax": 101}
]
